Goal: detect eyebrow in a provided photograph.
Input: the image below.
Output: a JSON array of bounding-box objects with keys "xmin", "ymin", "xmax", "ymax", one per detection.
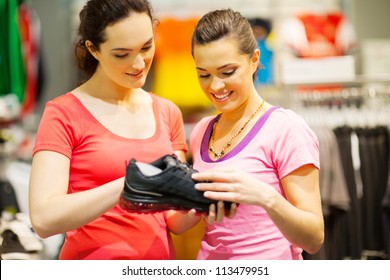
[
  {"xmin": 111, "ymin": 37, "xmax": 153, "ymax": 51},
  {"xmin": 196, "ymin": 63, "xmax": 234, "ymax": 71}
]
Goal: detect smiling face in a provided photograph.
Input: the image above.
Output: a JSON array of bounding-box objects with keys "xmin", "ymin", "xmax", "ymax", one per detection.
[
  {"xmin": 193, "ymin": 37, "xmax": 259, "ymax": 113},
  {"xmin": 87, "ymin": 12, "xmax": 155, "ymax": 90}
]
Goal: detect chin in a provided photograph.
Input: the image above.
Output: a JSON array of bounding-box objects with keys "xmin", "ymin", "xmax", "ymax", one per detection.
[{"xmin": 127, "ymin": 77, "xmax": 146, "ymax": 89}]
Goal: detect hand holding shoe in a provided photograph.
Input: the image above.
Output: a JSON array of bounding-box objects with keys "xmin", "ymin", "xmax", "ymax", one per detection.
[
  {"xmin": 205, "ymin": 201, "xmax": 238, "ymax": 224},
  {"xmin": 120, "ymin": 154, "xmax": 235, "ymax": 213}
]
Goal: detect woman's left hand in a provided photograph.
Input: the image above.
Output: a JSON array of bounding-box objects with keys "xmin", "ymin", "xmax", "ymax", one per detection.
[{"xmin": 205, "ymin": 201, "xmax": 238, "ymax": 224}]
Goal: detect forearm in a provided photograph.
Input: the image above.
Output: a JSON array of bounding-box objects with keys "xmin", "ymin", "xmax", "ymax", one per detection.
[
  {"xmin": 30, "ymin": 177, "xmax": 124, "ymax": 238},
  {"xmin": 262, "ymin": 191, "xmax": 324, "ymax": 254}
]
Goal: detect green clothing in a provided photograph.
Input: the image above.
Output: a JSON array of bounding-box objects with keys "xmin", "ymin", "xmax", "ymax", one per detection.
[{"xmin": 0, "ymin": 0, "xmax": 26, "ymax": 104}]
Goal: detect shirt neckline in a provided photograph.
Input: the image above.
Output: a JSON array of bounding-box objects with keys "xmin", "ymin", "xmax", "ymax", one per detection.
[
  {"xmin": 200, "ymin": 106, "xmax": 279, "ymax": 163},
  {"xmin": 67, "ymin": 92, "xmax": 161, "ymax": 142}
]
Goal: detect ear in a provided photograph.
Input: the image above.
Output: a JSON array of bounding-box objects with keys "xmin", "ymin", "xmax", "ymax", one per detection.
[
  {"xmin": 152, "ymin": 18, "xmax": 159, "ymax": 30},
  {"xmin": 85, "ymin": 40, "xmax": 99, "ymax": 60},
  {"xmin": 251, "ymin": 48, "xmax": 260, "ymax": 71}
]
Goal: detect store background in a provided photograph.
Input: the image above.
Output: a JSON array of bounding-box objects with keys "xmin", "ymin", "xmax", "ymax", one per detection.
[
  {"xmin": 1, "ymin": 0, "xmax": 389, "ymax": 260},
  {"xmin": 29, "ymin": 0, "xmax": 390, "ymax": 115}
]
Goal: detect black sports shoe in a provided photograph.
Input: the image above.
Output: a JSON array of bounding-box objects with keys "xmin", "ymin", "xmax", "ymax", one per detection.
[{"xmin": 119, "ymin": 154, "xmax": 232, "ymax": 213}]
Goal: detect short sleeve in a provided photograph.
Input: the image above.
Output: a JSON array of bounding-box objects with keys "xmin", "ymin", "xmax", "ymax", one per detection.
[
  {"xmin": 33, "ymin": 98, "xmax": 77, "ymax": 158},
  {"xmin": 155, "ymin": 95, "xmax": 188, "ymax": 153},
  {"xmin": 169, "ymin": 104, "xmax": 188, "ymax": 152},
  {"xmin": 271, "ymin": 110, "xmax": 320, "ymax": 178}
]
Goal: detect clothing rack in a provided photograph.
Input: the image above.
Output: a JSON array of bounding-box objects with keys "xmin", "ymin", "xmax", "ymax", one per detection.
[
  {"xmin": 292, "ymin": 83, "xmax": 389, "ymax": 99},
  {"xmin": 289, "ymin": 85, "xmax": 390, "ymax": 129},
  {"xmin": 288, "ymin": 81, "xmax": 390, "ymax": 260}
]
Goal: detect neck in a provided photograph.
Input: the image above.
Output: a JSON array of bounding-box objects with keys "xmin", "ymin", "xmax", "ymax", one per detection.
[
  {"xmin": 209, "ymin": 98, "xmax": 265, "ymax": 160},
  {"xmin": 81, "ymin": 75, "xmax": 141, "ymax": 104},
  {"xmin": 219, "ymin": 96, "xmax": 264, "ymax": 124}
]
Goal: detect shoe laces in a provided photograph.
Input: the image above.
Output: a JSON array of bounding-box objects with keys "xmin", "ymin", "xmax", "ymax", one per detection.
[
  {"xmin": 163, "ymin": 155, "xmax": 197, "ymax": 178},
  {"xmin": 176, "ymin": 161, "xmax": 192, "ymax": 172}
]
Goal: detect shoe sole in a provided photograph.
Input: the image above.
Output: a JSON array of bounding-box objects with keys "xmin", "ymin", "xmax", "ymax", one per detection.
[{"xmin": 119, "ymin": 191, "xmax": 210, "ymax": 213}]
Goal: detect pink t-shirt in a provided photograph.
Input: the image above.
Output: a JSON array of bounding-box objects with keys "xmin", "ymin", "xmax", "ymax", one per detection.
[
  {"xmin": 189, "ymin": 107, "xmax": 319, "ymax": 260},
  {"xmin": 33, "ymin": 93, "xmax": 187, "ymax": 259}
]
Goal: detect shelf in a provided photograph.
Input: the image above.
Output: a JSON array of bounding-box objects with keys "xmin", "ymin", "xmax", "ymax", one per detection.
[{"xmin": 279, "ymin": 74, "xmax": 390, "ymax": 88}]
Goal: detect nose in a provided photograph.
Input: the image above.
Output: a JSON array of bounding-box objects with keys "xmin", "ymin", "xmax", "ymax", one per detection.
[
  {"xmin": 210, "ymin": 76, "xmax": 225, "ymax": 92},
  {"xmin": 132, "ymin": 54, "xmax": 145, "ymax": 70}
]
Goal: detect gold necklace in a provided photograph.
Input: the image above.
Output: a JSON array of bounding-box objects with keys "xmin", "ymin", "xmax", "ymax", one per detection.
[{"xmin": 209, "ymin": 99, "xmax": 265, "ymax": 159}]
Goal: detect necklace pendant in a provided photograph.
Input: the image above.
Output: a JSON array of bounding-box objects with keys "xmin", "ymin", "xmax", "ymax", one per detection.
[{"xmin": 209, "ymin": 146, "xmax": 221, "ymax": 159}]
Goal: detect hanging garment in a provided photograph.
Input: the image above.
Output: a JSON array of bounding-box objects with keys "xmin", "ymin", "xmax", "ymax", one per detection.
[
  {"xmin": 18, "ymin": 2, "xmax": 41, "ymax": 115},
  {"xmin": 0, "ymin": 0, "xmax": 26, "ymax": 104},
  {"xmin": 304, "ymin": 126, "xmax": 350, "ymax": 260},
  {"xmin": 333, "ymin": 126, "xmax": 364, "ymax": 259},
  {"xmin": 153, "ymin": 17, "xmax": 211, "ymax": 112},
  {"xmin": 281, "ymin": 12, "xmax": 357, "ymax": 58},
  {"xmin": 356, "ymin": 126, "xmax": 389, "ymax": 257},
  {"xmin": 383, "ymin": 126, "xmax": 390, "ymax": 259}
]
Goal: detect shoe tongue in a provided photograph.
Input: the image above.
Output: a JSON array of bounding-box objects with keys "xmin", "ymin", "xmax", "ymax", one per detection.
[{"xmin": 164, "ymin": 156, "xmax": 177, "ymax": 168}]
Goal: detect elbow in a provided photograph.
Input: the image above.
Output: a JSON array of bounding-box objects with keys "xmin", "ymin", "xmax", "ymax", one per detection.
[
  {"xmin": 31, "ymin": 220, "xmax": 52, "ymax": 239},
  {"xmin": 304, "ymin": 239, "xmax": 324, "ymax": 255},
  {"xmin": 303, "ymin": 228, "xmax": 325, "ymax": 255},
  {"xmin": 33, "ymin": 228, "xmax": 52, "ymax": 240},
  {"xmin": 166, "ymin": 212, "xmax": 202, "ymax": 235},
  {"xmin": 168, "ymin": 222, "xmax": 195, "ymax": 235},
  {"xmin": 30, "ymin": 214, "xmax": 58, "ymax": 239},
  {"xmin": 169, "ymin": 228, "xmax": 185, "ymax": 236}
]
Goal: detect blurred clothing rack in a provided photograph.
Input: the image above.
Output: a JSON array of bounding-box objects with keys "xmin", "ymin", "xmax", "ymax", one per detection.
[
  {"xmin": 280, "ymin": 75, "xmax": 390, "ymax": 260},
  {"xmin": 291, "ymin": 85, "xmax": 390, "ymax": 103},
  {"xmin": 287, "ymin": 81, "xmax": 390, "ymax": 129},
  {"xmin": 280, "ymin": 74, "xmax": 390, "ymax": 88}
]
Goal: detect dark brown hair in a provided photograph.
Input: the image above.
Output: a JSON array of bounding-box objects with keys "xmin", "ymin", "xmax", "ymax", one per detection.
[
  {"xmin": 191, "ymin": 9, "xmax": 259, "ymax": 79},
  {"xmin": 75, "ymin": 0, "xmax": 154, "ymax": 81}
]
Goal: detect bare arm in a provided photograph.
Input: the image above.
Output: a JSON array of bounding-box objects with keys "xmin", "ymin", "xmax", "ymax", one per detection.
[
  {"xmin": 266, "ymin": 165, "xmax": 324, "ymax": 254},
  {"xmin": 29, "ymin": 151, "xmax": 124, "ymax": 238},
  {"xmin": 192, "ymin": 164, "xmax": 324, "ymax": 254}
]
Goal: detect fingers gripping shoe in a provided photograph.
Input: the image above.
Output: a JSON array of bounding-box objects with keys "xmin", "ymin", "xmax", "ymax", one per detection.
[{"xmin": 119, "ymin": 154, "xmax": 231, "ymax": 213}]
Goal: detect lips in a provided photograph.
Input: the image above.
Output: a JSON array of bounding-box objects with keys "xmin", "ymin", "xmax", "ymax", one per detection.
[
  {"xmin": 127, "ymin": 70, "xmax": 143, "ymax": 77},
  {"xmin": 211, "ymin": 91, "xmax": 233, "ymax": 101}
]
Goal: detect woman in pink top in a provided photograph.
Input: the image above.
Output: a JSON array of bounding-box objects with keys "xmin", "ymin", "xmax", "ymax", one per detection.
[
  {"xmin": 28, "ymin": 0, "xmax": 205, "ymax": 260},
  {"xmin": 189, "ymin": 9, "xmax": 324, "ymax": 259}
]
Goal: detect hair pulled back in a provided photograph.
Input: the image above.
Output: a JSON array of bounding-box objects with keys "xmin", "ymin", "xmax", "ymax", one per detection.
[{"xmin": 191, "ymin": 8, "xmax": 258, "ymax": 58}]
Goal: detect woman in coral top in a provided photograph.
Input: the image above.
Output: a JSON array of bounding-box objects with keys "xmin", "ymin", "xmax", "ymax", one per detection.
[
  {"xmin": 28, "ymin": 0, "xmax": 204, "ymax": 260},
  {"xmin": 189, "ymin": 9, "xmax": 324, "ymax": 260}
]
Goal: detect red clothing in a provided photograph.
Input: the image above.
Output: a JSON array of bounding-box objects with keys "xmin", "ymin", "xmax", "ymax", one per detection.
[
  {"xmin": 281, "ymin": 12, "xmax": 356, "ymax": 58},
  {"xmin": 33, "ymin": 93, "xmax": 187, "ymax": 259}
]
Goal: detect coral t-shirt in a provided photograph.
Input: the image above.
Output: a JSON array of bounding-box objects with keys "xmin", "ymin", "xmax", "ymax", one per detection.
[
  {"xmin": 189, "ymin": 107, "xmax": 319, "ymax": 259},
  {"xmin": 33, "ymin": 92, "xmax": 187, "ymax": 259}
]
